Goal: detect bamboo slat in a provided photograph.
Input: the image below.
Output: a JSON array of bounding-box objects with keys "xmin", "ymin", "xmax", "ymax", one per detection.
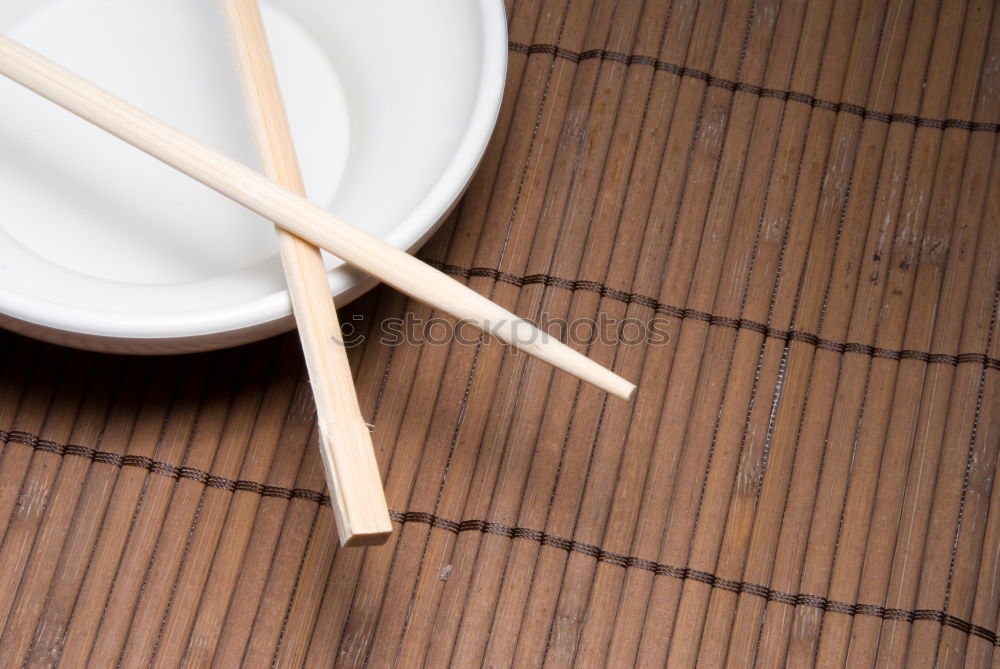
[{"xmin": 0, "ymin": 0, "xmax": 998, "ymax": 666}]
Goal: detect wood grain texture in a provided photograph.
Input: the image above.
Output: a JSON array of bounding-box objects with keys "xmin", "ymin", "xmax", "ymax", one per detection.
[{"xmin": 0, "ymin": 0, "xmax": 998, "ymax": 666}]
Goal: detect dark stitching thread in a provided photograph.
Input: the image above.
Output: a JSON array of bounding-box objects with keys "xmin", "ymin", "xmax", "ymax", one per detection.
[
  {"xmin": 270, "ymin": 501, "xmax": 321, "ymax": 669},
  {"xmin": 1, "ymin": 432, "xmax": 329, "ymax": 502},
  {"xmin": 543, "ymin": 2, "xmax": 698, "ymax": 662},
  {"xmin": 424, "ymin": 260, "xmax": 1000, "ymax": 371},
  {"xmin": 782, "ymin": 0, "xmax": 896, "ymax": 652},
  {"xmin": 387, "ymin": 512, "xmax": 999, "ymax": 648},
  {"xmin": 431, "ymin": 6, "xmax": 579, "ymax": 666},
  {"xmin": 507, "ymin": 42, "xmax": 1000, "ymax": 133},
  {"xmin": 152, "ymin": 340, "xmax": 283, "ymax": 666},
  {"xmin": 634, "ymin": 0, "xmax": 764, "ymax": 654},
  {"xmin": 3, "ymin": 428, "xmax": 997, "ymax": 648},
  {"xmin": 937, "ymin": 275, "xmax": 1000, "ymax": 660}
]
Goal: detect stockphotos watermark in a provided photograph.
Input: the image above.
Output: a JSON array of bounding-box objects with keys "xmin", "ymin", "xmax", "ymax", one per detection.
[{"xmin": 336, "ymin": 313, "xmax": 671, "ymax": 349}]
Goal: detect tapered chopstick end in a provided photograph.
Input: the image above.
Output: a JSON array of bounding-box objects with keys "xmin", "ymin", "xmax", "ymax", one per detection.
[{"xmin": 608, "ymin": 376, "xmax": 637, "ymax": 401}]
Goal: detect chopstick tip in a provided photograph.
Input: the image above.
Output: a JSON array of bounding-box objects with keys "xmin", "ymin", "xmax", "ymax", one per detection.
[{"xmin": 608, "ymin": 376, "xmax": 636, "ymax": 401}]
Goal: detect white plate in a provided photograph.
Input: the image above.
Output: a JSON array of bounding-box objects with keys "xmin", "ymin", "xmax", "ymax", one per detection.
[{"xmin": 0, "ymin": 0, "xmax": 506, "ymax": 353}]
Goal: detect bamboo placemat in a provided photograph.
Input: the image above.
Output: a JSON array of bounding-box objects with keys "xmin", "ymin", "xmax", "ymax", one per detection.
[{"xmin": 1, "ymin": 0, "xmax": 999, "ymax": 666}]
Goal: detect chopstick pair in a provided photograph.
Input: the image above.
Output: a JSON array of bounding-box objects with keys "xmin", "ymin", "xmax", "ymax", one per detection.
[{"xmin": 0, "ymin": 16, "xmax": 636, "ymax": 546}]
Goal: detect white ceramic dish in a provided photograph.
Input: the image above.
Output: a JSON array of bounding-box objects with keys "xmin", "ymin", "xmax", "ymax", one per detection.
[{"xmin": 0, "ymin": 0, "xmax": 506, "ymax": 353}]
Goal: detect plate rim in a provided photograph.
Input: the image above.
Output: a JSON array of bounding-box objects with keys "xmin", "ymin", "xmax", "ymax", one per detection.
[{"xmin": 0, "ymin": 0, "xmax": 508, "ymax": 353}]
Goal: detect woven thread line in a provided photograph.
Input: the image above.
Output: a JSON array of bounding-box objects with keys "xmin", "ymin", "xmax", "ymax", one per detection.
[
  {"xmin": 3, "ymin": 428, "xmax": 996, "ymax": 647},
  {"xmin": 426, "ymin": 261, "xmax": 1000, "ymax": 371},
  {"xmin": 507, "ymin": 42, "xmax": 1000, "ymax": 133}
]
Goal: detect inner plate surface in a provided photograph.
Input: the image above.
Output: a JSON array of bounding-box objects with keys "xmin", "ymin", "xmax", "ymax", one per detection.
[{"xmin": 0, "ymin": 0, "xmax": 505, "ymax": 351}]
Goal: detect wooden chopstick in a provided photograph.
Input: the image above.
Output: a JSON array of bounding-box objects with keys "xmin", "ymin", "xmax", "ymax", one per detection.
[
  {"xmin": 220, "ymin": 0, "xmax": 390, "ymax": 546},
  {"xmin": 0, "ymin": 35, "xmax": 636, "ymax": 401}
]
